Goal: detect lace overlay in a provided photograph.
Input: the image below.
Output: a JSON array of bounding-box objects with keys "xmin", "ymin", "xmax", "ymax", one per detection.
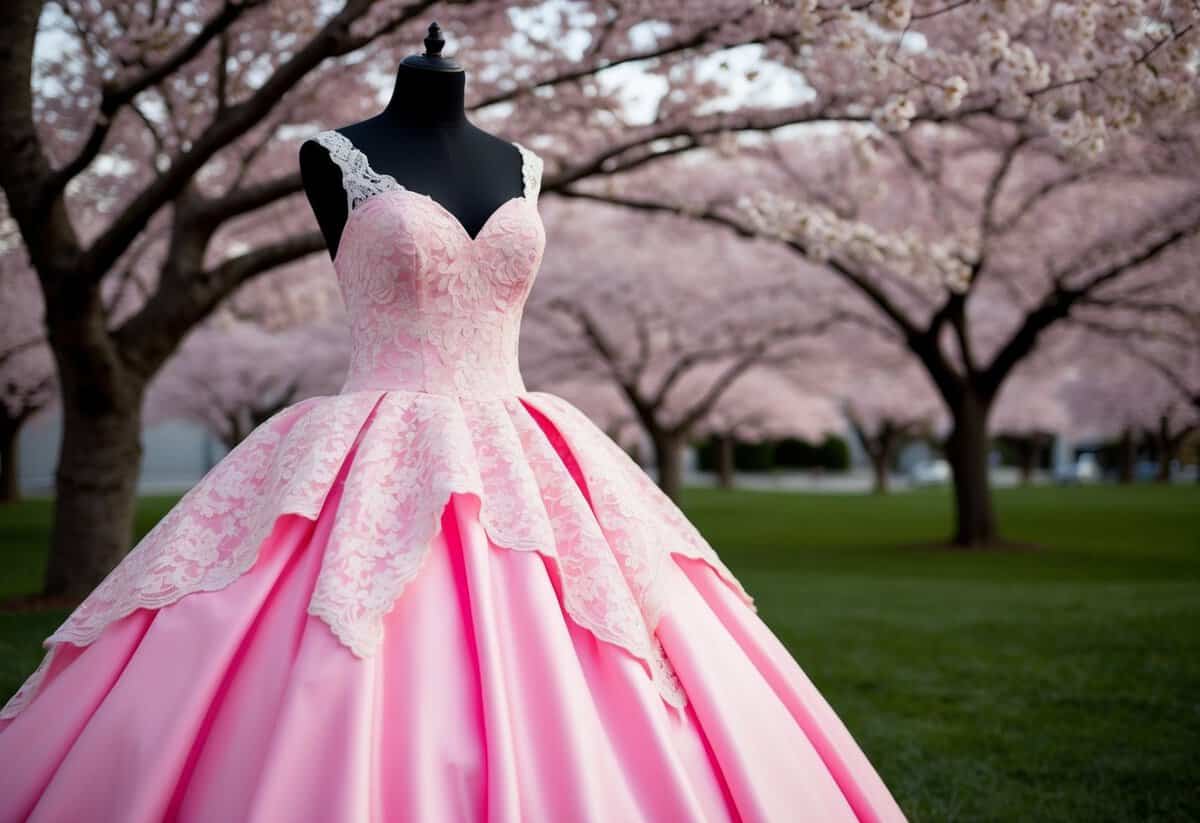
[
  {"xmin": 313, "ymin": 129, "xmax": 545, "ymax": 397},
  {"xmin": 0, "ymin": 129, "xmax": 756, "ymax": 721}
]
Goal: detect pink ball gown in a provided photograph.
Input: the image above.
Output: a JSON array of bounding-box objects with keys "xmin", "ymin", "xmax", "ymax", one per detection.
[{"xmin": 0, "ymin": 129, "xmax": 907, "ymax": 823}]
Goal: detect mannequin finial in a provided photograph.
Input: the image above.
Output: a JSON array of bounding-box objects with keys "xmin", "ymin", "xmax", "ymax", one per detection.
[{"xmin": 400, "ymin": 20, "xmax": 462, "ymax": 71}]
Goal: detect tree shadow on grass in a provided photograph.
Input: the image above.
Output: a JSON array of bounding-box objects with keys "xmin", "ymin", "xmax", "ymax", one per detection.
[
  {"xmin": 0, "ymin": 593, "xmax": 84, "ymax": 613},
  {"xmin": 896, "ymin": 537, "xmax": 1045, "ymax": 553}
]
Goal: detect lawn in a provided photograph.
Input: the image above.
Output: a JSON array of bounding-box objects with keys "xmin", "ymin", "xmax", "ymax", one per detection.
[{"xmin": 2, "ymin": 484, "xmax": 1197, "ymax": 822}]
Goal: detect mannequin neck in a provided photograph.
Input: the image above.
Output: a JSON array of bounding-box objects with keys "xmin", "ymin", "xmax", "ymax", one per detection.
[{"xmin": 381, "ymin": 64, "xmax": 468, "ymax": 128}]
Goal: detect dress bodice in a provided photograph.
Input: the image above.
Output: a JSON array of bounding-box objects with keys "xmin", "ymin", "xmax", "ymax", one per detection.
[{"xmin": 309, "ymin": 129, "xmax": 546, "ymax": 399}]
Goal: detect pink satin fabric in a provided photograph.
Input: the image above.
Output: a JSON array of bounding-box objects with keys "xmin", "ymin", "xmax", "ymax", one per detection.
[{"xmin": 0, "ymin": 407, "xmax": 906, "ymax": 822}]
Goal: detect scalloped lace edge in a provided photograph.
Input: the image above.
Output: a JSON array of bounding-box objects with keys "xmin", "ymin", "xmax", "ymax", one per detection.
[
  {"xmin": 0, "ymin": 480, "xmax": 730, "ymax": 719},
  {"xmin": 0, "ymin": 393, "xmax": 754, "ymax": 720}
]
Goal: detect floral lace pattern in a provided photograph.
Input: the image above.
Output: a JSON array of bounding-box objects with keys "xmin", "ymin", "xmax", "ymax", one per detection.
[
  {"xmin": 314, "ymin": 129, "xmax": 545, "ymax": 397},
  {"xmin": 0, "ymin": 130, "xmax": 756, "ymax": 721}
]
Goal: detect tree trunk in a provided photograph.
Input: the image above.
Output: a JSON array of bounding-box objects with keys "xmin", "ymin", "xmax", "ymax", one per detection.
[
  {"xmin": 944, "ymin": 393, "xmax": 997, "ymax": 547},
  {"xmin": 651, "ymin": 430, "xmax": 685, "ymax": 502},
  {"xmin": 715, "ymin": 433, "xmax": 735, "ymax": 489},
  {"xmin": 0, "ymin": 419, "xmax": 20, "ymax": 503},
  {"xmin": 1117, "ymin": 426, "xmax": 1136, "ymax": 484},
  {"xmin": 851, "ymin": 419, "xmax": 894, "ymax": 495},
  {"xmin": 1155, "ymin": 415, "xmax": 1172, "ymax": 484},
  {"xmin": 1156, "ymin": 454, "xmax": 1171, "ymax": 483},
  {"xmin": 1016, "ymin": 438, "xmax": 1037, "ymax": 486},
  {"xmin": 869, "ymin": 452, "xmax": 889, "ymax": 494},
  {"xmin": 43, "ymin": 357, "xmax": 146, "ymax": 597}
]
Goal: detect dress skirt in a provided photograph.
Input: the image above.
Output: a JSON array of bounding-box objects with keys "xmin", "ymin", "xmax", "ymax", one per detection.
[{"xmin": 0, "ymin": 393, "xmax": 906, "ymax": 822}]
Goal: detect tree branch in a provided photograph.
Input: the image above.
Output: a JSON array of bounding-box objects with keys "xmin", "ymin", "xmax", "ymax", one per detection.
[
  {"xmin": 983, "ymin": 194, "xmax": 1200, "ymax": 393},
  {"xmin": 79, "ymin": 0, "xmax": 437, "ymax": 281},
  {"xmin": 50, "ymin": 0, "xmax": 268, "ymax": 196}
]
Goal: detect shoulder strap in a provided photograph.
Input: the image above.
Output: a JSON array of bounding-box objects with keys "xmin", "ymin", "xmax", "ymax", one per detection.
[
  {"xmin": 313, "ymin": 128, "xmax": 541, "ymax": 208},
  {"xmin": 515, "ymin": 142, "xmax": 543, "ymax": 202},
  {"xmin": 309, "ymin": 129, "xmax": 402, "ymax": 213}
]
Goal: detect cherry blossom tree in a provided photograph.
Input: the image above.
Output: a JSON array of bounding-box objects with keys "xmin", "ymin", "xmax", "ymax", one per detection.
[
  {"xmin": 145, "ymin": 315, "xmax": 351, "ymax": 449},
  {"xmin": 781, "ymin": 328, "xmax": 948, "ymax": 494},
  {"xmin": 1128, "ymin": 342, "xmax": 1200, "ymax": 428},
  {"xmin": 745, "ymin": 129, "xmax": 1198, "ymax": 541},
  {"xmin": 991, "ymin": 343, "xmax": 1076, "ymax": 485},
  {"xmin": 988, "ymin": 331, "xmax": 1084, "ymax": 484},
  {"xmin": 550, "ymin": 1, "xmax": 1199, "ymax": 545},
  {"xmin": 1127, "ymin": 340, "xmax": 1200, "ymax": 484},
  {"xmin": 1062, "ymin": 340, "xmax": 1198, "ymax": 483},
  {"xmin": 1066, "ymin": 246, "xmax": 1200, "ymax": 480},
  {"xmin": 693, "ymin": 365, "xmax": 844, "ymax": 489},
  {"xmin": 830, "ymin": 349, "xmax": 945, "ymax": 495},
  {"xmin": 571, "ymin": 112, "xmax": 1199, "ymax": 546},
  {"xmin": 525, "ymin": 198, "xmax": 851, "ymax": 500}
]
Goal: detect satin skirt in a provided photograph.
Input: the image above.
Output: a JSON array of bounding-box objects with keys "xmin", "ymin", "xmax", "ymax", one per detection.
[{"xmin": 0, "ymin": 410, "xmax": 906, "ymax": 823}]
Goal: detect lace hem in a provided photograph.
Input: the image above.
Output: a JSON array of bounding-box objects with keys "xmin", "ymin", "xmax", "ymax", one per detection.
[{"xmin": 1, "ymin": 389, "xmax": 754, "ymax": 720}]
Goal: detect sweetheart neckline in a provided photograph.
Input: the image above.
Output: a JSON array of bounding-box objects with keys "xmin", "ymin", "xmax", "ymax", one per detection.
[
  {"xmin": 406, "ymin": 188, "xmax": 529, "ymax": 244},
  {"xmin": 332, "ymin": 188, "xmax": 537, "ymax": 271},
  {"xmin": 320, "ymin": 129, "xmax": 541, "ymax": 268}
]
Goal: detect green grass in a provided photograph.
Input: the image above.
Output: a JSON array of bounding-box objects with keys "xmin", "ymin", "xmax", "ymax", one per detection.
[
  {"xmin": 682, "ymin": 483, "xmax": 1200, "ymax": 822},
  {"xmin": 2, "ymin": 484, "xmax": 1198, "ymax": 821}
]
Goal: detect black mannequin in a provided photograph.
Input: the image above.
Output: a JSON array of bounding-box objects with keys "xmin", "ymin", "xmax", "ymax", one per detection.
[{"xmin": 300, "ymin": 22, "xmax": 526, "ymax": 260}]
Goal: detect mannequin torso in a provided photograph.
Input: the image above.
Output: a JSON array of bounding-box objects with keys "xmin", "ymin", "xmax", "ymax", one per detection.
[{"xmin": 301, "ymin": 62, "xmax": 525, "ymax": 260}]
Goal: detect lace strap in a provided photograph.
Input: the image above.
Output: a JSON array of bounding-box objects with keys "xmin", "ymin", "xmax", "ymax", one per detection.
[
  {"xmin": 309, "ymin": 129, "xmax": 402, "ymax": 214},
  {"xmin": 312, "ymin": 128, "xmax": 542, "ymax": 209},
  {"xmin": 514, "ymin": 141, "xmax": 543, "ymax": 202}
]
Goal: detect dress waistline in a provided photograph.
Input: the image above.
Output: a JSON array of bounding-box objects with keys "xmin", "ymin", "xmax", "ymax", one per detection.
[{"xmin": 337, "ymin": 370, "xmax": 528, "ymax": 400}]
